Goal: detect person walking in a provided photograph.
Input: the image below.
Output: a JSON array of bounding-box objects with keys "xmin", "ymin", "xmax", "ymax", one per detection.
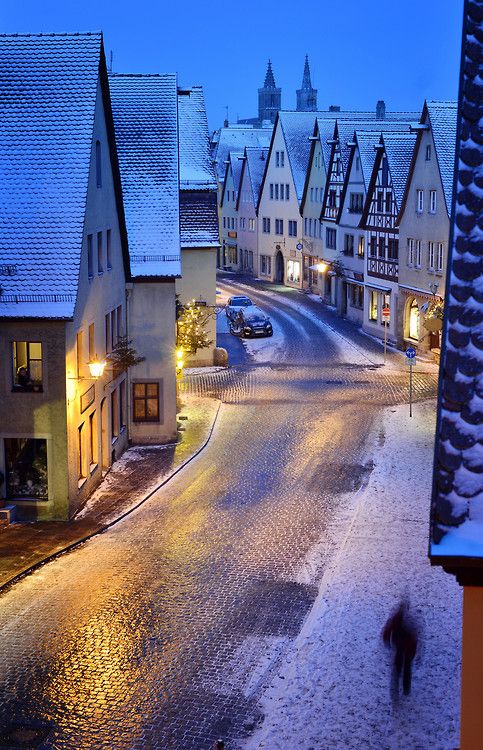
[{"xmin": 382, "ymin": 598, "xmax": 418, "ymax": 697}]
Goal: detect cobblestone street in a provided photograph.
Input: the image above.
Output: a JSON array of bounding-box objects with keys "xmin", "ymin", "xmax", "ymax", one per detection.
[{"xmin": 0, "ymin": 280, "xmax": 440, "ymax": 749}]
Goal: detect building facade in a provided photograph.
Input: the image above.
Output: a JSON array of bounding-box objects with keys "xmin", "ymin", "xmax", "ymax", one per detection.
[
  {"xmin": 397, "ymin": 100, "xmax": 457, "ymax": 358},
  {"xmin": 220, "ymin": 152, "xmax": 243, "ymax": 270},
  {"xmin": 236, "ymin": 147, "xmax": 269, "ymax": 276}
]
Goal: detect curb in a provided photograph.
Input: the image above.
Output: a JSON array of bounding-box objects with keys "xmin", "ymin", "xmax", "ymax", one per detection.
[{"xmin": 0, "ymin": 400, "xmax": 222, "ymax": 595}]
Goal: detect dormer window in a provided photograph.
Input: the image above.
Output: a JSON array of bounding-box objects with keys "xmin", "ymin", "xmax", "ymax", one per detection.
[{"xmin": 96, "ymin": 140, "xmax": 102, "ymax": 188}]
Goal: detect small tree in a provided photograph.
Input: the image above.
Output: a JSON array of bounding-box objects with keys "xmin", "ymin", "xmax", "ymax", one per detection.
[
  {"xmin": 177, "ymin": 300, "xmax": 215, "ymax": 353},
  {"xmin": 108, "ymin": 336, "xmax": 145, "ymax": 377}
]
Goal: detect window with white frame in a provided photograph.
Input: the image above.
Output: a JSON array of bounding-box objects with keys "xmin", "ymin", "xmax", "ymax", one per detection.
[
  {"xmin": 276, "ymin": 151, "xmax": 280, "ymax": 168},
  {"xmin": 280, "ymin": 184, "xmax": 285, "ymax": 200},
  {"xmin": 275, "ymin": 184, "xmax": 279, "ymax": 200},
  {"xmin": 280, "ymin": 151, "xmax": 285, "ymax": 167},
  {"xmin": 326, "ymin": 227, "xmax": 336, "ymax": 249},
  {"xmin": 248, "ymin": 218, "xmax": 255, "ymax": 231},
  {"xmin": 358, "ymin": 236, "xmax": 365, "ymax": 258},
  {"xmin": 260, "ymin": 255, "xmax": 271, "ymax": 275},
  {"xmin": 407, "ymin": 238, "xmax": 414, "ymax": 266},
  {"xmin": 428, "ymin": 241, "xmax": 435, "ymax": 270},
  {"xmin": 269, "ymin": 183, "xmax": 274, "ymax": 200},
  {"xmin": 262, "ymin": 217, "xmax": 270, "ymax": 233},
  {"xmin": 415, "ymin": 240, "xmax": 422, "ymax": 268},
  {"xmin": 310, "ymin": 187, "xmax": 314, "ymax": 202},
  {"xmin": 369, "ymin": 291, "xmax": 378, "ymax": 321},
  {"xmin": 416, "ymin": 190, "xmax": 424, "ymax": 213},
  {"xmin": 315, "ymin": 187, "xmax": 319, "ymax": 202},
  {"xmin": 344, "ymin": 234, "xmax": 354, "ymax": 256},
  {"xmin": 288, "ymin": 220, "xmax": 297, "ymax": 237},
  {"xmin": 304, "ymin": 218, "xmax": 308, "ymax": 235},
  {"xmin": 275, "ymin": 219, "xmax": 283, "ymax": 235},
  {"xmin": 309, "ymin": 218, "xmax": 313, "ymax": 236},
  {"xmin": 437, "ymin": 242, "xmax": 444, "ymax": 272},
  {"xmin": 285, "ymin": 184, "xmax": 290, "ymax": 200},
  {"xmin": 429, "ymin": 190, "xmax": 437, "ymax": 213}
]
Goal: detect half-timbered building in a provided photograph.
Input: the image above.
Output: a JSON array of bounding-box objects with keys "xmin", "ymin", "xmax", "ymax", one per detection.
[{"xmin": 360, "ymin": 131, "xmax": 417, "ymax": 343}]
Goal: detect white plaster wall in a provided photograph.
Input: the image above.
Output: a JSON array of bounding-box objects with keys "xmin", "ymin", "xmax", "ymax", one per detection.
[
  {"xmin": 237, "ymin": 162, "xmax": 258, "ymax": 275},
  {"xmin": 66, "ymin": 78, "xmax": 128, "ymax": 516},
  {"xmin": 257, "ymin": 121, "xmax": 303, "ymax": 287},
  {"xmin": 176, "ymin": 247, "xmax": 217, "ymax": 366}
]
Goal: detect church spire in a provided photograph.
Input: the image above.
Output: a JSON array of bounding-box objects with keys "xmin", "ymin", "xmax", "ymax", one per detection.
[
  {"xmin": 301, "ymin": 55, "xmax": 312, "ymax": 90},
  {"xmin": 264, "ymin": 59, "xmax": 276, "ymax": 89},
  {"xmin": 258, "ymin": 59, "xmax": 281, "ymax": 125},
  {"xmin": 296, "ymin": 55, "xmax": 317, "ymax": 111}
]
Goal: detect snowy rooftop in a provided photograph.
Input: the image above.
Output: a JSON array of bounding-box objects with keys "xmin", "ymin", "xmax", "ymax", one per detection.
[
  {"xmin": 381, "ymin": 132, "xmax": 418, "ymax": 209},
  {"xmin": 180, "ymin": 191, "xmax": 219, "ymax": 248},
  {"xmin": 178, "ymin": 87, "xmax": 217, "ymax": 191},
  {"xmin": 245, "ymin": 147, "xmax": 269, "ymax": 205},
  {"xmin": 230, "ymin": 151, "xmax": 245, "ymax": 199},
  {"xmin": 354, "ymin": 131, "xmax": 385, "ymax": 190},
  {"xmin": 425, "ymin": 100, "xmax": 458, "ymax": 215},
  {"xmin": 335, "ymin": 119, "xmax": 416, "ymax": 176},
  {"xmin": 212, "ymin": 126, "xmax": 272, "ymax": 182},
  {"xmin": 282, "ymin": 110, "xmax": 419, "ymax": 205},
  {"xmin": 430, "ymin": 8, "xmax": 483, "ymax": 564},
  {"xmin": 0, "ymin": 32, "xmax": 102, "ymax": 319},
  {"xmin": 109, "ymin": 73, "xmax": 181, "ymax": 279}
]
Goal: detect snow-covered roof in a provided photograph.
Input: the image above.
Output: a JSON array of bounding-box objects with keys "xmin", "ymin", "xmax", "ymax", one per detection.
[
  {"xmin": 109, "ymin": 73, "xmax": 181, "ymax": 279},
  {"xmin": 430, "ymin": 6, "xmax": 483, "ymax": 567},
  {"xmin": 212, "ymin": 126, "xmax": 272, "ymax": 182},
  {"xmin": 336, "ymin": 119, "xmax": 415, "ymax": 177},
  {"xmin": 180, "ymin": 191, "xmax": 219, "ymax": 248},
  {"xmin": 178, "ymin": 86, "xmax": 217, "ymax": 190},
  {"xmin": 0, "ymin": 32, "xmax": 102, "ymax": 319},
  {"xmin": 230, "ymin": 151, "xmax": 244, "ymax": 199},
  {"xmin": 382, "ymin": 132, "xmax": 417, "ymax": 210},
  {"xmin": 245, "ymin": 147, "xmax": 269, "ymax": 205},
  {"xmin": 425, "ymin": 100, "xmax": 458, "ymax": 215},
  {"xmin": 353, "ymin": 131, "xmax": 385, "ymax": 189}
]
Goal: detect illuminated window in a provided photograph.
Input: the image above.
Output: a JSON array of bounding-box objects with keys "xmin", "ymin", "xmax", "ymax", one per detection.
[
  {"xmin": 409, "ymin": 298, "xmax": 419, "ymax": 340},
  {"xmin": 12, "ymin": 342, "xmax": 43, "ymax": 391},
  {"xmin": 369, "ymin": 291, "xmax": 378, "ymax": 321},
  {"xmin": 133, "ymin": 382, "xmax": 160, "ymax": 422},
  {"xmin": 5, "ymin": 438, "xmax": 48, "ymax": 499}
]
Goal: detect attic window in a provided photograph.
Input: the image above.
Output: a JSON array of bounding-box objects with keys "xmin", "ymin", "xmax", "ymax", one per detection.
[
  {"xmin": 96, "ymin": 140, "xmax": 102, "ymax": 188},
  {"xmin": 425, "ymin": 145, "xmax": 431, "ymax": 161}
]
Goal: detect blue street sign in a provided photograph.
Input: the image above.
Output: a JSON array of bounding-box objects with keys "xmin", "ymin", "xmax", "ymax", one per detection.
[{"xmin": 406, "ymin": 347, "xmax": 416, "ymax": 359}]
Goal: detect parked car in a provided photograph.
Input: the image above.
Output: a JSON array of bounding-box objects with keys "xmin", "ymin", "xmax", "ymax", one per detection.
[
  {"xmin": 225, "ymin": 295, "xmax": 253, "ymax": 320},
  {"xmin": 230, "ymin": 306, "xmax": 273, "ymax": 338}
]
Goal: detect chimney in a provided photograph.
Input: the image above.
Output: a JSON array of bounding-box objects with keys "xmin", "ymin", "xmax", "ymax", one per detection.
[
  {"xmin": 376, "ymin": 100, "xmax": 386, "ymax": 119},
  {"xmin": 223, "ymin": 118, "xmax": 229, "ymax": 128},
  {"xmin": 328, "ymin": 105, "xmax": 341, "ymax": 112}
]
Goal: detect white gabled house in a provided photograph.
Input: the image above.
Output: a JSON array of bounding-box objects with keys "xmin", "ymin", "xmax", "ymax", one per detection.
[
  {"xmin": 220, "ymin": 151, "xmax": 244, "ymax": 271},
  {"xmin": 257, "ymin": 111, "xmax": 319, "ymax": 288},
  {"xmin": 360, "ymin": 131, "xmax": 417, "ymax": 344},
  {"xmin": 236, "ymin": 146, "xmax": 269, "ymax": 276},
  {"xmin": 0, "ymin": 33, "xmax": 131, "ymax": 521},
  {"xmin": 396, "ymin": 100, "xmax": 457, "ymax": 358}
]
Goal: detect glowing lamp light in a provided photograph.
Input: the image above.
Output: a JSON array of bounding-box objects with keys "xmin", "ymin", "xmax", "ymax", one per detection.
[
  {"xmin": 316, "ymin": 262, "xmax": 328, "ymax": 273},
  {"xmin": 176, "ymin": 348, "xmax": 184, "ymax": 371},
  {"xmin": 88, "ymin": 358, "xmax": 107, "ymax": 378}
]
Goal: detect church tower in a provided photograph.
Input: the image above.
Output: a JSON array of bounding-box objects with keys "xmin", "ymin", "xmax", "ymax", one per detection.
[
  {"xmin": 258, "ymin": 60, "xmax": 281, "ymax": 124},
  {"xmin": 296, "ymin": 55, "xmax": 317, "ymax": 112}
]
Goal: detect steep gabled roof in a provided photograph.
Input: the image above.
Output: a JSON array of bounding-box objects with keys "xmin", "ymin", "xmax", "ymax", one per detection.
[
  {"xmin": 399, "ymin": 100, "xmax": 458, "ymax": 221},
  {"xmin": 220, "ymin": 151, "xmax": 243, "ymax": 207},
  {"xmin": 178, "ymin": 86, "xmax": 217, "ymax": 190},
  {"xmin": 109, "ymin": 73, "xmax": 181, "ymax": 278},
  {"xmin": 360, "ymin": 131, "xmax": 417, "ymax": 226},
  {"xmin": 383, "ymin": 132, "xmax": 418, "ymax": 210},
  {"xmin": 278, "ymin": 111, "xmax": 321, "ymax": 203},
  {"xmin": 212, "ymin": 126, "xmax": 272, "ymax": 182},
  {"xmin": 0, "ymin": 32, "xmax": 111, "ymax": 318},
  {"xmin": 246, "ymin": 147, "xmax": 269, "ymax": 207},
  {"xmin": 426, "ymin": 101, "xmax": 458, "ymax": 214}
]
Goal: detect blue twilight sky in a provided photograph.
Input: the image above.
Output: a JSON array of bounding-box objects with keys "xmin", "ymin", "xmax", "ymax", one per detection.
[{"xmin": 1, "ymin": 0, "xmax": 463, "ymax": 132}]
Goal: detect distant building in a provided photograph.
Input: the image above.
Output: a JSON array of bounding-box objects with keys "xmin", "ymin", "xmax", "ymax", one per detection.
[
  {"xmin": 296, "ymin": 55, "xmax": 317, "ymax": 112},
  {"xmin": 238, "ymin": 61, "xmax": 282, "ymax": 127}
]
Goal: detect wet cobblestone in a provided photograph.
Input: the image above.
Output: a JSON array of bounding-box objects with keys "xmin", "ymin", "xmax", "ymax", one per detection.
[{"xmin": 0, "ymin": 282, "xmax": 439, "ymax": 749}]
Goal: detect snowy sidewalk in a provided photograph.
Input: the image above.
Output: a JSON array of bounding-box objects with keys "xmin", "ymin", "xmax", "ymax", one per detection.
[{"xmin": 243, "ymin": 400, "xmax": 462, "ymax": 750}]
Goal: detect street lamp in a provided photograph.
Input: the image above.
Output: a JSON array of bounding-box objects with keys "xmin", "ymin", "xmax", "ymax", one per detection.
[
  {"xmin": 316, "ymin": 262, "xmax": 328, "ymax": 273},
  {"xmin": 87, "ymin": 357, "xmax": 107, "ymax": 378}
]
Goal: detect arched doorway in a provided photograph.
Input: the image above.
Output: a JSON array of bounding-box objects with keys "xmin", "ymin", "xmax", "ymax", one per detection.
[
  {"xmin": 408, "ymin": 298, "xmax": 420, "ymax": 341},
  {"xmin": 275, "ymin": 251, "xmax": 284, "ymax": 283}
]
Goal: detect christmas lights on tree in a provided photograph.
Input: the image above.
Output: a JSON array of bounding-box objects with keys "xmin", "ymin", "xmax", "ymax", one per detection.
[{"xmin": 176, "ymin": 299, "xmax": 215, "ymax": 354}]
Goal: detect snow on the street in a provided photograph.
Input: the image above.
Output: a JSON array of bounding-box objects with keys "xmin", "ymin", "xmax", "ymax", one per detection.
[{"xmin": 243, "ymin": 400, "xmax": 462, "ymax": 750}]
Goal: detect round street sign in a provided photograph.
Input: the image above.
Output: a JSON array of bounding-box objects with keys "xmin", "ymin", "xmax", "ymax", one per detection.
[
  {"xmin": 296, "ymin": 242, "xmax": 303, "ymax": 251},
  {"xmin": 382, "ymin": 306, "xmax": 390, "ymax": 320},
  {"xmin": 406, "ymin": 347, "xmax": 416, "ymax": 359}
]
